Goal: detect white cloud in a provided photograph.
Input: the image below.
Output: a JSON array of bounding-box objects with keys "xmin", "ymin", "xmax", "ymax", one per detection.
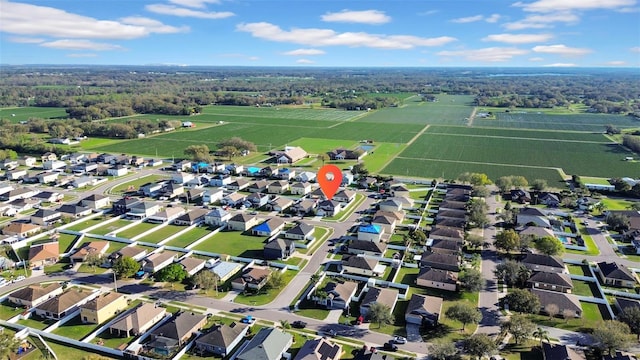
[
  {"xmin": 630, "ymin": 47, "xmax": 640, "ymax": 52},
  {"xmin": 503, "ymin": 12, "xmax": 579, "ymax": 30},
  {"xmin": 145, "ymin": 4, "xmax": 234, "ymax": 19},
  {"xmin": 542, "ymin": 63, "xmax": 577, "ymax": 67},
  {"xmin": 296, "ymin": 59, "xmax": 314, "ymax": 64},
  {"xmin": 7, "ymin": 36, "xmax": 44, "ymax": 43},
  {"xmin": 321, "ymin": 10, "xmax": 390, "ymax": 25},
  {"xmin": 120, "ymin": 17, "xmax": 189, "ymax": 33},
  {"xmin": 483, "ymin": 33, "xmax": 553, "ymax": 44},
  {"xmin": 236, "ymin": 22, "xmax": 456, "ymax": 49},
  {"xmin": 514, "ymin": 0, "xmax": 636, "ymax": 13},
  {"xmin": 67, "ymin": 53, "xmax": 98, "ymax": 58},
  {"xmin": 40, "ymin": 39, "xmax": 123, "ymax": 51},
  {"xmin": 485, "ymin": 14, "xmax": 501, "ymax": 23},
  {"xmin": 168, "ymin": 0, "xmax": 220, "ymax": 8},
  {"xmin": 437, "ymin": 47, "xmax": 529, "ymax": 62},
  {"xmin": 451, "ymin": 15, "xmax": 483, "ymax": 23},
  {"xmin": 529, "ymin": 57, "xmax": 545, "ymax": 61},
  {"xmin": 0, "ymin": 1, "xmax": 185, "ymax": 39},
  {"xmin": 604, "ymin": 60, "xmax": 627, "ymax": 66},
  {"xmin": 283, "ymin": 49, "xmax": 325, "ymax": 56},
  {"xmin": 532, "ymin": 44, "xmax": 591, "ymax": 56}
]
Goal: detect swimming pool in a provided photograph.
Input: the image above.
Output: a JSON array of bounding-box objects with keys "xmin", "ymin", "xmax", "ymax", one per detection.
[
  {"xmin": 360, "ymin": 145, "xmax": 375, "ymax": 151},
  {"xmin": 557, "ymin": 235, "xmax": 570, "ymax": 244},
  {"xmin": 247, "ymin": 166, "xmax": 261, "ymax": 174}
]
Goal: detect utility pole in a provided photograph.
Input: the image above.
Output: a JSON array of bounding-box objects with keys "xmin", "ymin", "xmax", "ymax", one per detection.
[{"xmin": 113, "ymin": 271, "xmax": 118, "ymax": 292}]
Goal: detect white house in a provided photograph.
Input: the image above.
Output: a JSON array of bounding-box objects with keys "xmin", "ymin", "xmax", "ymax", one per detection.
[
  {"xmin": 204, "ymin": 207, "xmax": 232, "ymax": 227},
  {"xmin": 43, "ymin": 160, "xmax": 66, "ymax": 171},
  {"xmin": 107, "ymin": 165, "xmax": 128, "ymax": 177},
  {"xmin": 357, "ymin": 224, "xmax": 385, "ymax": 242},
  {"xmin": 202, "ymin": 188, "xmax": 224, "ymax": 204}
]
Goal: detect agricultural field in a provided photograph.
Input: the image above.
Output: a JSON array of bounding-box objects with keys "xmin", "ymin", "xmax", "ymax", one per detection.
[
  {"xmin": 360, "ymin": 94, "xmax": 475, "ymax": 125},
  {"xmin": 0, "ymin": 106, "xmax": 68, "ymax": 123},
  {"xmin": 474, "ymin": 112, "xmax": 640, "ymax": 131},
  {"xmin": 199, "ymin": 105, "xmax": 362, "ymax": 122},
  {"xmin": 426, "ymin": 125, "xmax": 612, "ymax": 143}
]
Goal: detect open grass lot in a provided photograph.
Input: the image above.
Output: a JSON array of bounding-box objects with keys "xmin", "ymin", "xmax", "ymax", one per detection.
[
  {"xmin": 137, "ymin": 224, "xmax": 185, "ymax": 244},
  {"xmin": 501, "ymin": 339, "xmax": 543, "ymax": 360},
  {"xmin": 192, "ymin": 229, "xmax": 266, "ymax": 258},
  {"xmin": 601, "ymin": 197, "xmax": 637, "ymax": 210},
  {"xmin": 383, "ymin": 157, "xmax": 565, "ymax": 185},
  {"xmin": 164, "ymin": 225, "xmax": 212, "ymax": 248},
  {"xmin": 527, "ymin": 302, "xmax": 610, "ymax": 331},
  {"xmin": 474, "ymin": 112, "xmax": 640, "ymax": 131},
  {"xmin": 362, "ymin": 142, "xmax": 408, "ymax": 174},
  {"xmin": 427, "ymin": 125, "xmax": 612, "ymax": 142},
  {"xmin": 572, "ymin": 280, "xmax": 601, "ymax": 297},
  {"xmin": 35, "ymin": 233, "xmax": 79, "ymax": 253},
  {"xmin": 17, "ymin": 315, "xmax": 51, "ymax": 330},
  {"xmin": 93, "ymin": 330, "xmax": 136, "ymax": 349},
  {"xmin": 90, "ymin": 219, "xmax": 134, "ymax": 235},
  {"xmin": 0, "ymin": 300, "xmax": 23, "ymax": 320},
  {"xmin": 101, "ymin": 240, "xmax": 130, "ymax": 253},
  {"xmin": 46, "ymin": 339, "xmax": 119, "ymax": 360},
  {"xmin": 233, "ymin": 269, "xmax": 297, "ymax": 305},
  {"xmin": 567, "ymin": 264, "xmax": 592, "ymax": 277},
  {"xmin": 110, "ymin": 174, "xmax": 169, "ymax": 194},
  {"xmin": 52, "ymin": 314, "xmax": 101, "ymax": 340},
  {"xmin": 115, "ymin": 221, "xmax": 159, "ymax": 239},
  {"xmin": 199, "ymin": 104, "xmax": 362, "ymax": 122},
  {"xmin": 0, "ymin": 106, "xmax": 68, "ymax": 123},
  {"xmin": 287, "ymin": 137, "xmax": 359, "ymax": 155},
  {"xmin": 360, "ymin": 94, "xmax": 475, "ymax": 125},
  {"xmin": 66, "ymin": 216, "xmax": 111, "ymax": 232}
]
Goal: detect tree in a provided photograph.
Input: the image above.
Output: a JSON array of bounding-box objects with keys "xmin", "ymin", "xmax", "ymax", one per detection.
[
  {"xmin": 428, "ymin": 340, "xmax": 458, "ymax": 360},
  {"xmin": 561, "ymin": 309, "xmax": 576, "ymax": 321},
  {"xmin": 317, "ymin": 153, "xmax": 329, "ymax": 166},
  {"xmin": 544, "ymin": 303, "xmax": 559, "ymax": 319},
  {"xmin": 218, "ymin": 145, "xmax": 238, "ymax": 160},
  {"xmin": 217, "ymin": 137, "xmax": 257, "ymax": 153},
  {"xmin": 516, "ymin": 266, "xmax": 532, "ymax": 287},
  {"xmin": 411, "ymin": 229, "xmax": 427, "ymax": 245},
  {"xmin": 351, "ymin": 163, "xmax": 369, "ymax": 177},
  {"xmin": 468, "ymin": 198, "xmax": 489, "ymax": 228},
  {"xmin": 530, "ymin": 179, "xmax": 547, "ymax": 191},
  {"xmin": 0, "ymin": 331, "xmax": 20, "ymax": 360},
  {"xmin": 606, "ymin": 212, "xmax": 630, "ymax": 232},
  {"xmin": 592, "ymin": 320, "xmax": 635, "ymax": 355},
  {"xmin": 495, "ymin": 260, "xmax": 524, "ymax": 286},
  {"xmin": 113, "ymin": 256, "xmax": 140, "ymax": 278},
  {"xmin": 367, "ymin": 302, "xmax": 394, "ymax": 328},
  {"xmin": 85, "ymin": 252, "xmax": 103, "ymax": 272},
  {"xmin": 466, "ymin": 234, "xmax": 484, "ymax": 249},
  {"xmin": 511, "ymin": 176, "xmax": 529, "ymax": 189},
  {"xmin": 618, "ymin": 306, "xmax": 640, "ymax": 339},
  {"xmin": 626, "ymin": 202, "xmax": 640, "ymax": 211},
  {"xmin": 494, "ymin": 229, "xmax": 521, "ymax": 253},
  {"xmin": 472, "ymin": 185, "xmax": 491, "ymax": 198},
  {"xmin": 155, "ymin": 263, "xmax": 187, "ymax": 282},
  {"xmin": 495, "ymin": 176, "xmax": 512, "ymax": 193},
  {"xmin": 500, "ymin": 314, "xmax": 536, "ymax": 345},
  {"xmin": 459, "ymin": 269, "xmax": 484, "ymax": 292},
  {"xmin": 280, "ymin": 320, "xmax": 291, "ymax": 329},
  {"xmin": 504, "ymin": 289, "xmax": 540, "ymax": 313},
  {"xmin": 184, "ymin": 144, "xmax": 211, "ymax": 162},
  {"xmin": 266, "ymin": 271, "xmax": 285, "ymax": 289},
  {"xmin": 534, "ymin": 236, "xmax": 564, "ymax": 256},
  {"xmin": 462, "ymin": 333, "xmax": 497, "ymax": 360},
  {"xmin": 445, "ymin": 302, "xmax": 482, "ymax": 331},
  {"xmin": 192, "ymin": 270, "xmax": 220, "ymax": 295},
  {"xmin": 533, "ymin": 327, "xmax": 550, "ymax": 348}
]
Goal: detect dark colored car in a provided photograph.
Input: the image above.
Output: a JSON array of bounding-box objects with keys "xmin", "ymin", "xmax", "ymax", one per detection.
[
  {"xmin": 291, "ymin": 320, "xmax": 307, "ymax": 329},
  {"xmin": 383, "ymin": 342, "xmax": 398, "ymax": 351}
]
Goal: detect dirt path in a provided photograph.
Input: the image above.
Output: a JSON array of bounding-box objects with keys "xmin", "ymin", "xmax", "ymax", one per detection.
[
  {"xmin": 467, "ymin": 107, "xmax": 477, "ymax": 126},
  {"xmin": 405, "ymin": 124, "xmax": 430, "ymax": 146}
]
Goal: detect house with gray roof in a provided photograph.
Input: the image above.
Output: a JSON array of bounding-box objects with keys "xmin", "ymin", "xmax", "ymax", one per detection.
[
  {"xmin": 264, "ymin": 238, "xmax": 296, "ymax": 260},
  {"xmin": 235, "ymin": 327, "xmax": 293, "ymax": 360},
  {"xmin": 360, "ymin": 287, "xmax": 398, "ymax": 319},
  {"xmin": 531, "ymin": 288, "xmax": 582, "ymax": 318},
  {"xmin": 419, "ymin": 252, "xmax": 460, "ymax": 272},
  {"xmin": 173, "ymin": 208, "xmax": 209, "ymax": 226},
  {"xmin": 195, "ymin": 322, "xmax": 248, "ymax": 356},
  {"xmin": 528, "ymin": 271, "xmax": 574, "ymax": 293},
  {"xmin": 148, "ymin": 311, "xmax": 207, "ymax": 356},
  {"xmin": 521, "ymin": 254, "xmax": 566, "ymax": 273},
  {"xmin": 293, "ymin": 337, "xmax": 342, "ymax": 360},
  {"xmin": 416, "ymin": 267, "xmax": 458, "ymax": 292},
  {"xmin": 542, "ymin": 343, "xmax": 586, "ymax": 360},
  {"xmin": 204, "ymin": 207, "xmax": 232, "ymax": 227},
  {"xmin": 517, "ymin": 207, "xmax": 551, "ymax": 227},
  {"xmin": 426, "ymin": 239, "xmax": 462, "ymax": 255},
  {"xmin": 405, "ymin": 293, "xmax": 443, "ymax": 326},
  {"xmin": 341, "ymin": 256, "xmax": 382, "ymax": 277},
  {"xmin": 284, "ymin": 223, "xmax": 315, "ymax": 241},
  {"xmin": 347, "ymin": 239, "xmax": 387, "ymax": 257},
  {"xmin": 596, "ymin": 262, "xmax": 639, "ymax": 288},
  {"xmin": 34, "ymin": 288, "xmax": 94, "ymax": 320}
]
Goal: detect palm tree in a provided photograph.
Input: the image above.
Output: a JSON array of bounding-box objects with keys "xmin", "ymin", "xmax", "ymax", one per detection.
[
  {"xmin": 533, "ymin": 327, "xmax": 549, "ymax": 348},
  {"xmin": 317, "ymin": 153, "xmax": 329, "ymax": 167},
  {"xmin": 516, "ymin": 266, "xmax": 532, "ymax": 287},
  {"xmin": 595, "ymin": 202, "xmax": 607, "ymax": 214}
]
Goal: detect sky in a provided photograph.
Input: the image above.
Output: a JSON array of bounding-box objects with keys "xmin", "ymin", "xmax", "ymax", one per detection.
[{"xmin": 1, "ymin": 0, "xmax": 639, "ymax": 67}]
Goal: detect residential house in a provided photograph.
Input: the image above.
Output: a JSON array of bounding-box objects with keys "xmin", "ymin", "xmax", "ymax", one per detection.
[
  {"xmin": 341, "ymin": 255, "xmax": 382, "ymax": 277},
  {"xmin": 147, "ymin": 207, "xmax": 186, "ymax": 224},
  {"xmin": 360, "ymin": 287, "xmax": 398, "ymax": 319},
  {"xmin": 416, "ymin": 267, "xmax": 458, "ymax": 292},
  {"xmin": 316, "ymin": 281, "xmax": 358, "ymax": 310},
  {"xmin": 231, "ymin": 266, "xmax": 271, "ymax": 291},
  {"xmin": 296, "ymin": 171, "xmax": 316, "ymax": 183},
  {"xmin": 210, "ymin": 261, "xmax": 243, "ymax": 283},
  {"xmin": 34, "ymin": 288, "xmax": 94, "ymax": 320},
  {"xmin": 268, "ymin": 197, "xmax": 294, "ymax": 212},
  {"xmin": 517, "ymin": 207, "xmax": 551, "ymax": 228},
  {"xmin": 333, "ymin": 190, "xmax": 356, "ymax": 203},
  {"xmin": 378, "ymin": 198, "xmax": 403, "ymax": 212},
  {"xmin": 202, "ymin": 188, "xmax": 224, "ymax": 204},
  {"xmin": 284, "ymin": 223, "xmax": 315, "ymax": 241},
  {"xmin": 436, "ymin": 209, "xmax": 466, "ymax": 221},
  {"xmin": 341, "ymin": 172, "xmax": 354, "ymax": 186},
  {"xmin": 596, "ymin": 262, "xmax": 639, "ymax": 288},
  {"xmin": 235, "ymin": 328, "xmax": 293, "ymax": 360},
  {"xmin": 222, "ymin": 192, "xmax": 247, "ymax": 207},
  {"xmin": 107, "ymin": 165, "xmax": 128, "ymax": 177},
  {"xmin": 72, "ymin": 163, "xmax": 98, "ymax": 175},
  {"xmin": 270, "ymin": 146, "xmax": 308, "ymax": 164},
  {"xmin": 80, "ymin": 194, "xmax": 111, "ymax": 209},
  {"xmin": 430, "ymin": 226, "xmax": 464, "ymax": 242},
  {"xmin": 246, "ymin": 192, "xmax": 270, "ymax": 208},
  {"xmin": 80, "ymin": 292, "xmax": 128, "ymax": 324},
  {"xmin": 179, "ymin": 257, "xmax": 206, "ymax": 276},
  {"xmin": 405, "ymin": 294, "xmax": 443, "ymax": 326},
  {"xmin": 195, "ymin": 323, "xmax": 248, "ymax": 356},
  {"xmin": 43, "ymin": 160, "xmax": 66, "ymax": 171},
  {"xmin": 531, "ymin": 288, "xmax": 582, "ymax": 317},
  {"xmin": 292, "ymin": 199, "xmax": 317, "ymax": 216},
  {"xmin": 161, "ymin": 182, "xmax": 184, "ymax": 199},
  {"xmin": 419, "ymin": 252, "xmax": 460, "ymax": 272},
  {"xmin": 41, "ymin": 152, "xmax": 58, "ymax": 163},
  {"xmin": 209, "ymin": 175, "xmax": 233, "ymax": 187},
  {"xmin": 268, "ymin": 180, "xmax": 289, "ymax": 194},
  {"xmin": 264, "ymin": 238, "xmax": 296, "ymax": 260},
  {"xmin": 28, "ymin": 242, "xmax": 59, "ymax": 268},
  {"xmin": 510, "ymin": 189, "xmax": 532, "ymax": 204},
  {"xmin": 71, "ymin": 241, "xmax": 110, "ymax": 263},
  {"xmin": 358, "ymin": 177, "xmax": 377, "ymax": 189},
  {"xmin": 112, "ymin": 197, "xmax": 142, "ymax": 215},
  {"xmin": 3, "ymin": 222, "xmax": 41, "ymax": 238},
  {"xmin": 109, "ymin": 302, "xmax": 167, "ymax": 337},
  {"xmin": 328, "ymin": 148, "xmax": 364, "ymax": 161},
  {"xmin": 539, "ymin": 193, "xmax": 560, "ymax": 207},
  {"xmin": 173, "ymin": 208, "xmax": 208, "ymax": 226},
  {"xmin": 247, "ymin": 180, "xmax": 269, "ymax": 193},
  {"xmin": 140, "ymin": 182, "xmax": 165, "ymax": 197},
  {"xmin": 142, "ymin": 251, "xmax": 178, "ymax": 273},
  {"xmin": 426, "ymin": 239, "xmax": 462, "ymax": 255},
  {"xmin": 527, "ymin": 271, "xmax": 574, "ymax": 293},
  {"xmin": 227, "ymin": 213, "xmax": 260, "ymax": 232},
  {"xmin": 316, "ymin": 200, "xmax": 342, "ymax": 217},
  {"xmin": 31, "ymin": 209, "xmax": 62, "ymax": 226},
  {"xmin": 433, "ymin": 218, "xmax": 466, "ymax": 231},
  {"xmin": 357, "ymin": 225, "xmax": 384, "ymax": 242},
  {"xmin": 541, "ymin": 343, "xmax": 586, "ymax": 360},
  {"xmin": 36, "ymin": 171, "xmax": 59, "ymax": 184},
  {"xmin": 5, "ymin": 169, "xmax": 27, "ymax": 181},
  {"xmin": 8, "ymin": 283, "xmax": 63, "ymax": 308},
  {"xmin": 522, "ymin": 254, "xmax": 566, "ymax": 273},
  {"xmin": 290, "ymin": 182, "xmax": 312, "ymax": 195},
  {"xmin": 126, "ymin": 201, "xmax": 161, "ymax": 219},
  {"xmin": 614, "ymin": 297, "xmax": 640, "ymax": 314},
  {"xmin": 18, "ymin": 156, "xmax": 37, "ymax": 167},
  {"xmin": 204, "ymin": 207, "xmax": 231, "ymax": 227},
  {"xmin": 227, "ymin": 178, "xmax": 250, "ymax": 191},
  {"xmin": 171, "ymin": 171, "xmax": 194, "ymax": 185},
  {"xmin": 519, "ymin": 226, "xmax": 555, "ymax": 240},
  {"xmin": 226, "ymin": 164, "xmax": 244, "ymax": 176},
  {"xmin": 276, "ymin": 168, "xmax": 296, "ymax": 181},
  {"xmin": 107, "ymin": 246, "xmax": 148, "ymax": 266},
  {"xmin": 347, "ymin": 239, "xmax": 387, "ymax": 257},
  {"xmin": 0, "ymin": 188, "xmax": 39, "ymax": 202},
  {"xmin": 33, "ymin": 191, "xmax": 63, "ymax": 203},
  {"xmin": 252, "ymin": 218, "xmax": 287, "ymax": 237},
  {"xmin": 370, "ymin": 215, "xmax": 396, "ymax": 234},
  {"xmin": 147, "ymin": 311, "xmax": 207, "ymax": 355},
  {"xmin": 294, "ymin": 337, "xmax": 342, "ymax": 360},
  {"xmin": 73, "ymin": 175, "xmax": 98, "ymax": 188},
  {"xmin": 58, "ymin": 204, "xmax": 92, "ymax": 218},
  {"xmin": 389, "ymin": 184, "xmax": 410, "ymax": 198}
]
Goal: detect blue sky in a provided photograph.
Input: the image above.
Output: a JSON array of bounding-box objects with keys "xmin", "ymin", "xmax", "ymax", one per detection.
[{"xmin": 1, "ymin": 0, "xmax": 639, "ymax": 67}]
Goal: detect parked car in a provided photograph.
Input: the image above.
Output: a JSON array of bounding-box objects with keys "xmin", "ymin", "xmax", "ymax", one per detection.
[
  {"xmin": 13, "ymin": 275, "xmax": 26, "ymax": 283},
  {"xmin": 241, "ymin": 315, "xmax": 256, "ymax": 325},
  {"xmin": 291, "ymin": 320, "xmax": 307, "ymax": 329},
  {"xmin": 392, "ymin": 336, "xmax": 407, "ymax": 344},
  {"xmin": 383, "ymin": 342, "xmax": 398, "ymax": 351}
]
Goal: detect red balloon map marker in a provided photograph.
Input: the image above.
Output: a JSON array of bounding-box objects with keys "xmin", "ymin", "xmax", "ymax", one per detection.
[{"xmin": 317, "ymin": 164, "xmax": 343, "ymax": 200}]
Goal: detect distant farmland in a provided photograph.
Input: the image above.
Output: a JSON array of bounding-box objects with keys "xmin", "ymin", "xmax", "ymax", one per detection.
[
  {"xmin": 473, "ymin": 112, "xmax": 640, "ymax": 131},
  {"xmin": 0, "ymin": 106, "xmax": 68, "ymax": 123},
  {"xmin": 360, "ymin": 94, "xmax": 475, "ymax": 125}
]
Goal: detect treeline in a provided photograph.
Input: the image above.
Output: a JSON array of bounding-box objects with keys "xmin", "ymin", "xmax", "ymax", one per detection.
[
  {"xmin": 622, "ymin": 135, "xmax": 640, "ymax": 153},
  {"xmin": 26, "ymin": 117, "xmax": 184, "ymax": 139}
]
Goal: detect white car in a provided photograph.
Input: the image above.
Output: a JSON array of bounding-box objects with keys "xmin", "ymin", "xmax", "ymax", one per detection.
[
  {"xmin": 13, "ymin": 275, "xmax": 26, "ymax": 283},
  {"xmin": 392, "ymin": 336, "xmax": 407, "ymax": 344}
]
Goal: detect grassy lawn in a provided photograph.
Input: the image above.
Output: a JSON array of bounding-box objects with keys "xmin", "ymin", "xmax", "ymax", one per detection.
[
  {"xmin": 233, "ymin": 269, "xmax": 297, "ymax": 306},
  {"xmin": 323, "ymin": 193, "xmax": 366, "ymax": 222},
  {"xmin": 93, "ymin": 330, "xmax": 136, "ymax": 349},
  {"xmin": 32, "ymin": 233, "xmax": 79, "ymax": 253},
  {"xmin": 110, "ymin": 174, "xmax": 169, "ymax": 194},
  {"xmin": 0, "ymin": 300, "xmax": 24, "ymax": 320},
  {"xmin": 566, "ymin": 264, "xmax": 592, "ymax": 277},
  {"xmin": 165, "ymin": 226, "xmax": 213, "ymax": 248},
  {"xmin": 17, "ymin": 316, "xmax": 52, "ymax": 330},
  {"xmin": 137, "ymin": 224, "xmax": 186, "ymax": 243},
  {"xmin": 77, "ymin": 263, "xmax": 108, "ymax": 274},
  {"xmin": 89, "ymin": 219, "xmax": 134, "ymax": 235},
  {"xmin": 294, "ymin": 307, "xmax": 329, "ymax": 320},
  {"xmin": 52, "ymin": 314, "xmax": 101, "ymax": 340},
  {"xmin": 192, "ymin": 229, "xmax": 267, "ymax": 258},
  {"xmin": 501, "ymin": 339, "xmax": 543, "ymax": 360},
  {"xmin": 564, "ymin": 223, "xmax": 599, "ymax": 256},
  {"xmin": 46, "ymin": 339, "xmax": 119, "ymax": 360},
  {"xmin": 572, "ymin": 280, "xmax": 601, "ymax": 298},
  {"xmin": 297, "ymin": 227, "xmax": 331, "ymax": 254},
  {"xmin": 600, "ymin": 197, "xmax": 636, "ymax": 210},
  {"xmin": 66, "ymin": 216, "xmax": 109, "ymax": 232},
  {"xmin": 527, "ymin": 302, "xmax": 609, "ymax": 332},
  {"xmin": 363, "ymin": 142, "xmax": 408, "ymax": 174},
  {"xmin": 44, "ymin": 262, "xmax": 68, "ymax": 275},
  {"xmin": 115, "ymin": 221, "xmax": 159, "ymax": 239}
]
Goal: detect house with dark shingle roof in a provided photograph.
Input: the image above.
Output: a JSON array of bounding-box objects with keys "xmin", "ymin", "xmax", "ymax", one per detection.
[
  {"xmin": 293, "ymin": 337, "xmax": 342, "ymax": 360},
  {"xmin": 173, "ymin": 208, "xmax": 209, "ymax": 226},
  {"xmin": 264, "ymin": 238, "xmax": 296, "ymax": 260},
  {"xmin": 527, "ymin": 271, "xmax": 574, "ymax": 293},
  {"xmin": 34, "ymin": 288, "xmax": 94, "ymax": 320},
  {"xmin": 429, "ymin": 226, "xmax": 464, "ymax": 241},
  {"xmin": 31, "ymin": 208, "xmax": 62, "ymax": 226},
  {"xmin": 614, "ymin": 297, "xmax": 640, "ymax": 314},
  {"xmin": 405, "ymin": 293, "xmax": 443, "ymax": 326},
  {"xmin": 315, "ymin": 281, "xmax": 358, "ymax": 310},
  {"xmin": 426, "ymin": 238, "xmax": 462, "ymax": 255},
  {"xmin": 195, "ymin": 322, "xmax": 248, "ymax": 356},
  {"xmin": 283, "ymin": 223, "xmax": 314, "ymax": 241},
  {"xmin": 341, "ymin": 256, "xmax": 381, "ymax": 277},
  {"xmin": 57, "ymin": 204, "xmax": 92, "ymax": 218},
  {"xmin": 8, "ymin": 283, "xmax": 63, "ymax": 308},
  {"xmin": 235, "ymin": 327, "xmax": 293, "ymax": 360},
  {"xmin": 531, "ymin": 288, "xmax": 582, "ymax": 318},
  {"xmin": 542, "ymin": 343, "xmax": 586, "ymax": 360},
  {"xmin": 517, "ymin": 207, "xmax": 551, "ymax": 227},
  {"xmin": 347, "ymin": 239, "xmax": 387, "ymax": 257},
  {"xmin": 419, "ymin": 252, "xmax": 460, "ymax": 272},
  {"xmin": 109, "ymin": 302, "xmax": 166, "ymax": 337},
  {"xmin": 360, "ymin": 287, "xmax": 398, "ymax": 319},
  {"xmin": 521, "ymin": 254, "xmax": 566, "ymax": 273},
  {"xmin": 246, "ymin": 192, "xmax": 270, "ymax": 208},
  {"xmin": 596, "ymin": 262, "xmax": 639, "ymax": 288},
  {"xmin": 519, "ymin": 226, "xmax": 555, "ymax": 239},
  {"xmin": 148, "ymin": 311, "xmax": 207, "ymax": 355},
  {"xmin": 416, "ymin": 267, "xmax": 458, "ymax": 292}
]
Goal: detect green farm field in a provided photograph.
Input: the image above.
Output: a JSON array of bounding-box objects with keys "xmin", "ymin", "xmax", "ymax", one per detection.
[
  {"xmin": 360, "ymin": 94, "xmax": 475, "ymax": 125},
  {"xmin": 199, "ymin": 105, "xmax": 362, "ymax": 122},
  {"xmin": 426, "ymin": 125, "xmax": 612, "ymax": 142},
  {"xmin": 474, "ymin": 112, "xmax": 640, "ymax": 131},
  {"xmin": 0, "ymin": 106, "xmax": 68, "ymax": 123}
]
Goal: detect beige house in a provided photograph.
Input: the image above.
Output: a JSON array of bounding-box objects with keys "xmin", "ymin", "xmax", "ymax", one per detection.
[
  {"xmin": 3, "ymin": 222, "xmax": 41, "ymax": 238},
  {"xmin": 8, "ymin": 283, "xmax": 63, "ymax": 308},
  {"xmin": 227, "ymin": 213, "xmax": 260, "ymax": 232},
  {"xmin": 34, "ymin": 288, "xmax": 94, "ymax": 320},
  {"xmin": 80, "ymin": 292, "xmax": 128, "ymax": 324},
  {"xmin": 109, "ymin": 302, "xmax": 167, "ymax": 337},
  {"xmin": 416, "ymin": 267, "xmax": 458, "ymax": 292},
  {"xmin": 28, "ymin": 242, "xmax": 59, "ymax": 268},
  {"xmin": 70, "ymin": 241, "xmax": 110, "ymax": 263}
]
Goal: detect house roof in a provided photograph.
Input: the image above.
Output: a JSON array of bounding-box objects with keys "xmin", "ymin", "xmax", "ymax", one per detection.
[
  {"xmin": 206, "ymin": 207, "xmax": 230, "ymax": 218},
  {"xmin": 519, "ymin": 226, "xmax": 555, "ymax": 238},
  {"xmin": 335, "ymin": 190, "xmax": 355, "ymax": 199},
  {"xmin": 342, "ymin": 256, "xmax": 378, "ymax": 270},
  {"xmin": 272, "ymin": 197, "xmax": 294, "ymax": 208},
  {"xmin": 379, "ymin": 199, "xmax": 402, "ymax": 208},
  {"xmin": 542, "ymin": 343, "xmax": 586, "ymax": 360},
  {"xmin": 436, "ymin": 209, "xmax": 466, "ymax": 219},
  {"xmin": 430, "ymin": 226, "xmax": 464, "ymax": 239},
  {"xmin": 254, "ymin": 218, "xmax": 285, "ymax": 233},
  {"xmin": 28, "ymin": 242, "xmax": 59, "ymax": 262},
  {"xmin": 265, "ymin": 238, "xmax": 294, "ymax": 251},
  {"xmin": 531, "ymin": 288, "xmax": 581, "ymax": 313},
  {"xmin": 374, "ymin": 210, "xmax": 404, "ymax": 221},
  {"xmin": 597, "ymin": 262, "xmax": 637, "ymax": 282},
  {"xmin": 110, "ymin": 302, "xmax": 166, "ymax": 332},
  {"xmin": 58, "ymin": 204, "xmax": 90, "ymax": 215},
  {"xmin": 371, "ymin": 215, "xmax": 395, "ymax": 225},
  {"xmin": 236, "ymin": 327, "xmax": 293, "ymax": 360},
  {"xmin": 4, "ymin": 222, "xmax": 41, "ymax": 235},
  {"xmin": 291, "ymin": 182, "xmax": 311, "ymax": 189},
  {"xmin": 242, "ymin": 267, "xmax": 271, "ymax": 283},
  {"xmin": 71, "ymin": 241, "xmax": 109, "ymax": 260},
  {"xmin": 80, "ymin": 292, "xmax": 124, "ymax": 311},
  {"xmin": 602, "ymin": 351, "xmax": 638, "ymax": 360},
  {"xmin": 196, "ymin": 322, "xmax": 247, "ymax": 348},
  {"xmin": 417, "ymin": 267, "xmax": 458, "ymax": 284},
  {"xmin": 149, "ymin": 207, "xmax": 186, "ymax": 221},
  {"xmin": 361, "ymin": 287, "xmax": 398, "ymax": 310},
  {"xmin": 528, "ymin": 271, "xmax": 573, "ymax": 288},
  {"xmin": 229, "ymin": 213, "xmax": 257, "ymax": 223},
  {"xmin": 111, "ymin": 245, "xmax": 146, "ymax": 259},
  {"xmin": 10, "ymin": 283, "xmax": 62, "ymax": 302},
  {"xmin": 439, "ymin": 200, "xmax": 467, "ymax": 210},
  {"xmin": 615, "ymin": 297, "xmax": 640, "ymax": 313},
  {"xmin": 406, "ymin": 293, "xmax": 443, "ymax": 318},
  {"xmin": 358, "ymin": 224, "xmax": 382, "ymax": 234},
  {"xmin": 32, "ymin": 209, "xmax": 60, "ymax": 218},
  {"xmin": 151, "ymin": 311, "xmax": 206, "ymax": 340},
  {"xmin": 82, "ymin": 194, "xmax": 108, "ymax": 202},
  {"xmin": 175, "ymin": 208, "xmax": 209, "ymax": 223},
  {"xmin": 36, "ymin": 289, "xmax": 93, "ymax": 314},
  {"xmin": 420, "ymin": 252, "xmax": 459, "ymax": 267},
  {"xmin": 293, "ymin": 337, "xmax": 342, "ymax": 360},
  {"xmin": 179, "ymin": 257, "xmax": 206, "ymax": 274},
  {"xmin": 145, "ymin": 251, "xmax": 178, "ymax": 267},
  {"xmin": 348, "ymin": 239, "xmax": 387, "ymax": 253},
  {"xmin": 429, "ymin": 239, "xmax": 462, "ymax": 252},
  {"xmin": 324, "ymin": 281, "xmax": 358, "ymax": 302},
  {"xmin": 519, "ymin": 207, "xmax": 546, "ymax": 217},
  {"xmin": 522, "ymin": 254, "xmax": 564, "ymax": 269},
  {"xmin": 270, "ymin": 180, "xmax": 289, "ymax": 187}
]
